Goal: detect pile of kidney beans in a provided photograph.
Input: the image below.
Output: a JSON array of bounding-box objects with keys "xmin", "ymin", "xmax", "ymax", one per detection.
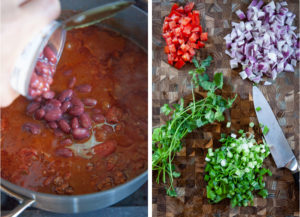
[
  {"xmin": 28, "ymin": 45, "xmax": 58, "ymax": 98},
  {"xmin": 24, "ymin": 83, "xmax": 103, "ymax": 140}
]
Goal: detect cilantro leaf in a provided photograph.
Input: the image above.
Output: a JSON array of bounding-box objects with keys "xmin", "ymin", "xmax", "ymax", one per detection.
[
  {"xmin": 152, "ymin": 56, "xmax": 237, "ymax": 197},
  {"xmin": 161, "ymin": 104, "xmax": 171, "ymax": 116},
  {"xmin": 213, "ymin": 72, "xmax": 223, "ymax": 89}
]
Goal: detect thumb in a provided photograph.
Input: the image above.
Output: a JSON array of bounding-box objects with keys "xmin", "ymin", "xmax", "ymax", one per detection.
[{"xmin": 21, "ymin": 0, "xmax": 61, "ymax": 30}]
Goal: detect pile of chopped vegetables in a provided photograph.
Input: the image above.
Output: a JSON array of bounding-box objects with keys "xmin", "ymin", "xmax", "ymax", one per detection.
[
  {"xmin": 205, "ymin": 131, "xmax": 272, "ymax": 207},
  {"xmin": 152, "ymin": 56, "xmax": 236, "ymax": 196},
  {"xmin": 163, "ymin": 2, "xmax": 208, "ymax": 69},
  {"xmin": 225, "ymin": 0, "xmax": 300, "ymax": 84}
]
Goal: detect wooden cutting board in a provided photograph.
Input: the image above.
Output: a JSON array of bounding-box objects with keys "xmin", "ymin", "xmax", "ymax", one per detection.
[{"xmin": 152, "ymin": 0, "xmax": 300, "ymax": 216}]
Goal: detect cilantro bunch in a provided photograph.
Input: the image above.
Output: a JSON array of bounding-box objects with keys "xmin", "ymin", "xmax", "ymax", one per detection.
[
  {"xmin": 152, "ymin": 56, "xmax": 236, "ymax": 196},
  {"xmin": 205, "ymin": 132, "xmax": 272, "ymax": 207}
]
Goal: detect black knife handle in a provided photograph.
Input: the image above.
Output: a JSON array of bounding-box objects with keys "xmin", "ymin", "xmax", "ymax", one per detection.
[{"xmin": 293, "ymin": 171, "xmax": 300, "ymax": 188}]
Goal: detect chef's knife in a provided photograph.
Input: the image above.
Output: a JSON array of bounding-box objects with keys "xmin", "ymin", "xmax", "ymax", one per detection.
[{"xmin": 253, "ymin": 86, "xmax": 299, "ymax": 187}]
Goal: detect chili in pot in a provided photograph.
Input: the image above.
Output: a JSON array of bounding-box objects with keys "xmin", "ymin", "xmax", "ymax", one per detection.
[{"xmin": 1, "ymin": 25, "xmax": 148, "ymax": 195}]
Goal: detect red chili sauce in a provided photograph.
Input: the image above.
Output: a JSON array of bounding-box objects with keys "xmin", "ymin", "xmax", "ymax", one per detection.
[{"xmin": 1, "ymin": 26, "xmax": 148, "ymax": 195}]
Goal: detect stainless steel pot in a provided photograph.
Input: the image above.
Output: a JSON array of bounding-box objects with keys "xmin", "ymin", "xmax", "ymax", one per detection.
[{"xmin": 1, "ymin": 2, "xmax": 147, "ymax": 216}]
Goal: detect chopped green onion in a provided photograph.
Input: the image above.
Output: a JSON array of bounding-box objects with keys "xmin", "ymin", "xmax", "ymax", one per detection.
[
  {"xmin": 256, "ymin": 107, "xmax": 262, "ymax": 112},
  {"xmin": 226, "ymin": 122, "xmax": 231, "ymax": 128},
  {"xmin": 249, "ymin": 122, "xmax": 255, "ymax": 128},
  {"xmin": 263, "ymin": 126, "xmax": 269, "ymax": 135},
  {"xmin": 205, "ymin": 133, "xmax": 271, "ymax": 207}
]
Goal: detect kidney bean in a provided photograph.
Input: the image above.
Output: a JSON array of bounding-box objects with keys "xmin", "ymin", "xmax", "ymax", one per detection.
[
  {"xmin": 69, "ymin": 98, "xmax": 84, "ymax": 116},
  {"xmin": 48, "ymin": 121, "xmax": 58, "ymax": 129},
  {"xmin": 71, "ymin": 117, "xmax": 79, "ymax": 129},
  {"xmin": 26, "ymin": 102, "xmax": 40, "ymax": 114},
  {"xmin": 44, "ymin": 99, "xmax": 61, "ymax": 112},
  {"xmin": 22, "ymin": 123, "xmax": 41, "ymax": 135},
  {"xmin": 83, "ymin": 98, "xmax": 97, "ymax": 107},
  {"xmin": 93, "ymin": 140, "xmax": 117, "ymax": 157},
  {"xmin": 106, "ymin": 106, "xmax": 123, "ymax": 123},
  {"xmin": 58, "ymin": 89, "xmax": 73, "ymax": 102},
  {"xmin": 70, "ymin": 97, "xmax": 84, "ymax": 107},
  {"xmin": 68, "ymin": 77, "xmax": 76, "ymax": 88},
  {"xmin": 60, "ymin": 138, "xmax": 72, "ymax": 146},
  {"xmin": 42, "ymin": 91, "xmax": 55, "ymax": 99},
  {"xmin": 61, "ymin": 101, "xmax": 72, "ymax": 113},
  {"xmin": 44, "ymin": 108, "xmax": 62, "ymax": 121},
  {"xmin": 58, "ymin": 119, "xmax": 71, "ymax": 133},
  {"xmin": 72, "ymin": 128, "xmax": 90, "ymax": 140},
  {"xmin": 44, "ymin": 45, "xmax": 57, "ymax": 64},
  {"xmin": 92, "ymin": 114, "xmax": 105, "ymax": 123},
  {"xmin": 54, "ymin": 129, "xmax": 64, "ymax": 137},
  {"xmin": 34, "ymin": 108, "xmax": 45, "ymax": 120},
  {"xmin": 34, "ymin": 96, "xmax": 43, "ymax": 102},
  {"xmin": 76, "ymin": 84, "xmax": 92, "ymax": 93},
  {"xmin": 36, "ymin": 61, "xmax": 51, "ymax": 76},
  {"xmin": 69, "ymin": 106, "xmax": 84, "ymax": 117},
  {"xmin": 29, "ymin": 73, "xmax": 44, "ymax": 89},
  {"xmin": 80, "ymin": 113, "xmax": 92, "ymax": 129}
]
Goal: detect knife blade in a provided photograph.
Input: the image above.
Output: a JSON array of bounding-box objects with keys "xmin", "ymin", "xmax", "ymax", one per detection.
[
  {"xmin": 253, "ymin": 86, "xmax": 294, "ymax": 168},
  {"xmin": 253, "ymin": 86, "xmax": 299, "ymax": 186}
]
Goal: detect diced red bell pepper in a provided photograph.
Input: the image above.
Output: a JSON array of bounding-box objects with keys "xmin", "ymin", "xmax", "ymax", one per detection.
[
  {"xmin": 163, "ymin": 22, "xmax": 169, "ymax": 32},
  {"xmin": 189, "ymin": 32, "xmax": 199, "ymax": 42},
  {"xmin": 192, "ymin": 26, "xmax": 200, "ymax": 32},
  {"xmin": 200, "ymin": 32, "xmax": 208, "ymax": 41},
  {"xmin": 167, "ymin": 54, "xmax": 174, "ymax": 65},
  {"xmin": 175, "ymin": 59, "xmax": 185, "ymax": 69},
  {"xmin": 171, "ymin": 3, "xmax": 179, "ymax": 11},
  {"xmin": 168, "ymin": 10, "xmax": 182, "ymax": 18},
  {"xmin": 177, "ymin": 50, "xmax": 184, "ymax": 56},
  {"xmin": 189, "ymin": 42, "xmax": 199, "ymax": 49},
  {"xmin": 183, "ymin": 25, "xmax": 192, "ymax": 36},
  {"xmin": 165, "ymin": 37, "xmax": 172, "ymax": 45},
  {"xmin": 162, "ymin": 2, "xmax": 206, "ymax": 69},
  {"xmin": 169, "ymin": 44, "xmax": 176, "ymax": 53},
  {"xmin": 176, "ymin": 6, "xmax": 184, "ymax": 13},
  {"xmin": 174, "ymin": 27, "xmax": 182, "ymax": 37},
  {"xmin": 189, "ymin": 48, "xmax": 196, "ymax": 56},
  {"xmin": 170, "ymin": 14, "xmax": 180, "ymax": 22},
  {"xmin": 192, "ymin": 10, "xmax": 200, "ymax": 26},
  {"xmin": 198, "ymin": 41, "xmax": 205, "ymax": 48},
  {"xmin": 164, "ymin": 46, "xmax": 170, "ymax": 54},
  {"xmin": 164, "ymin": 17, "xmax": 172, "ymax": 22},
  {"xmin": 184, "ymin": 2, "xmax": 195, "ymax": 13},
  {"xmin": 178, "ymin": 38, "xmax": 185, "ymax": 44},
  {"xmin": 181, "ymin": 17, "xmax": 192, "ymax": 26},
  {"xmin": 169, "ymin": 21, "xmax": 177, "ymax": 29},
  {"xmin": 180, "ymin": 43, "xmax": 189, "ymax": 52},
  {"xmin": 172, "ymin": 37, "xmax": 179, "ymax": 44},
  {"xmin": 162, "ymin": 32, "xmax": 171, "ymax": 39},
  {"xmin": 182, "ymin": 52, "xmax": 190, "ymax": 62}
]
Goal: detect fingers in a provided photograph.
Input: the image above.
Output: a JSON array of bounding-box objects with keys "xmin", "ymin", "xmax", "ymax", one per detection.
[{"xmin": 20, "ymin": 0, "xmax": 61, "ymax": 26}]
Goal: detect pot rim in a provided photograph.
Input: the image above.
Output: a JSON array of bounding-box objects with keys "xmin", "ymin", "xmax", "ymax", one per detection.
[{"xmin": 1, "ymin": 170, "xmax": 147, "ymax": 200}]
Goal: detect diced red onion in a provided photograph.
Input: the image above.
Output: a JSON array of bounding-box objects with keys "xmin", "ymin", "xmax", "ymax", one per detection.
[
  {"xmin": 224, "ymin": 0, "xmax": 299, "ymax": 84},
  {"xmin": 235, "ymin": 9, "xmax": 246, "ymax": 20}
]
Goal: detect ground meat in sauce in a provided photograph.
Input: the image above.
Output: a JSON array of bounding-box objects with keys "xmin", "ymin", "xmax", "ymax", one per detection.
[{"xmin": 0, "ymin": 26, "xmax": 147, "ymax": 195}]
